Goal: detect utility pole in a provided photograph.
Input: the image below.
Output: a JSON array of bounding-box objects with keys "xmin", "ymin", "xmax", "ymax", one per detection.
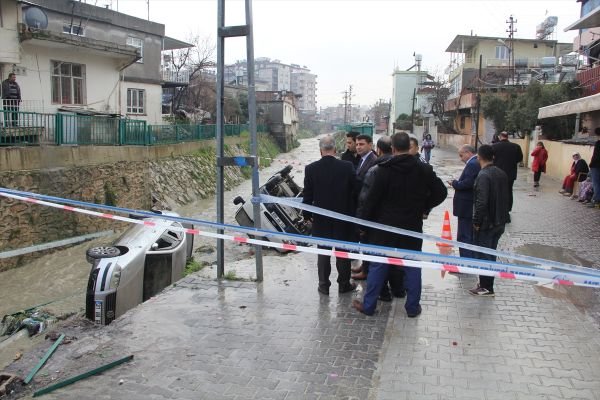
[
  {"xmin": 506, "ymin": 15, "xmax": 517, "ymax": 85},
  {"xmin": 410, "ymin": 88, "xmax": 416, "ymax": 132},
  {"xmin": 475, "ymin": 54, "xmax": 482, "ymax": 150},
  {"xmin": 342, "ymin": 90, "xmax": 348, "ymax": 125},
  {"xmin": 348, "ymin": 85, "xmax": 353, "ymax": 123}
]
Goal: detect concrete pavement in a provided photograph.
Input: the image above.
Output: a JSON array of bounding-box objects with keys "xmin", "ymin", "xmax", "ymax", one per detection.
[{"xmin": 6, "ymin": 145, "xmax": 600, "ymax": 400}]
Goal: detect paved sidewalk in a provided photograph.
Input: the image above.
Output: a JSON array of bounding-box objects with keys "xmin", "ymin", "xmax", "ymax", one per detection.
[{"xmin": 7, "ymin": 146, "xmax": 600, "ymax": 400}]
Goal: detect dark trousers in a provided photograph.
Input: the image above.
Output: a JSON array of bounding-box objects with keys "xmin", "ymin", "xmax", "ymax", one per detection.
[
  {"xmin": 591, "ymin": 168, "xmax": 600, "ymax": 203},
  {"xmin": 457, "ymin": 217, "xmax": 474, "ymax": 258},
  {"xmin": 379, "ymin": 267, "xmax": 405, "ymax": 299},
  {"xmin": 508, "ymin": 179, "xmax": 515, "ymax": 211},
  {"xmin": 533, "ymin": 171, "xmax": 542, "ymax": 183},
  {"xmin": 317, "ymin": 252, "xmax": 351, "ymax": 290},
  {"xmin": 473, "ymin": 224, "xmax": 505, "ymax": 292},
  {"xmin": 3, "ymin": 100, "xmax": 19, "ymax": 127}
]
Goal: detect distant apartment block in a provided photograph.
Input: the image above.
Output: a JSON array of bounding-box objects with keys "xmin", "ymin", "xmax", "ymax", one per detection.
[{"xmin": 224, "ymin": 58, "xmax": 317, "ymax": 112}]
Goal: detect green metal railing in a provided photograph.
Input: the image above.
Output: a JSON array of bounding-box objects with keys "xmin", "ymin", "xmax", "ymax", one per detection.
[
  {"xmin": 337, "ymin": 123, "xmax": 374, "ymax": 136},
  {"xmin": 0, "ymin": 111, "xmax": 56, "ymax": 145},
  {"xmin": 1, "ymin": 110, "xmax": 268, "ymax": 147}
]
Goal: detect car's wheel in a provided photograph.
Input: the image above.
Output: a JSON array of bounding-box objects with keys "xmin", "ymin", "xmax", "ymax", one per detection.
[{"xmin": 86, "ymin": 246, "xmax": 121, "ymax": 264}]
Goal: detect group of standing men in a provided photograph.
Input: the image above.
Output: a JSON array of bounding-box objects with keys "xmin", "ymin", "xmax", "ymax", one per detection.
[
  {"xmin": 302, "ymin": 129, "xmax": 523, "ymax": 316},
  {"xmin": 302, "ymin": 132, "xmax": 447, "ymax": 317}
]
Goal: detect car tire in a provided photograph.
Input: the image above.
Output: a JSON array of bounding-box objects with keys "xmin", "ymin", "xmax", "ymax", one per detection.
[{"xmin": 86, "ymin": 246, "xmax": 121, "ymax": 264}]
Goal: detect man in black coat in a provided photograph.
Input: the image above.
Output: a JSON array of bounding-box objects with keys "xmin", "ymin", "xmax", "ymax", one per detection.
[
  {"xmin": 469, "ymin": 145, "xmax": 510, "ymax": 296},
  {"xmin": 302, "ymin": 135, "xmax": 358, "ymax": 295},
  {"xmin": 449, "ymin": 144, "xmax": 480, "ymax": 258},
  {"xmin": 340, "ymin": 131, "xmax": 360, "ymax": 168},
  {"xmin": 492, "ymin": 131, "xmax": 523, "ymax": 211},
  {"xmin": 352, "ymin": 132, "xmax": 447, "ymax": 317}
]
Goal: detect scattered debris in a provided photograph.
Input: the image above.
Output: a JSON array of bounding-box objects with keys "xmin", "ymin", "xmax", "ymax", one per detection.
[
  {"xmin": 24, "ymin": 334, "xmax": 65, "ymax": 384},
  {"xmin": 32, "ymin": 355, "xmax": 134, "ymax": 397},
  {"xmin": 0, "ymin": 373, "xmax": 22, "ymax": 397},
  {"xmin": 13, "ymin": 352, "xmax": 22, "ymax": 361},
  {"xmin": 1, "ymin": 310, "xmax": 57, "ymax": 338},
  {"xmin": 239, "ymin": 305, "xmax": 247, "ymax": 309}
]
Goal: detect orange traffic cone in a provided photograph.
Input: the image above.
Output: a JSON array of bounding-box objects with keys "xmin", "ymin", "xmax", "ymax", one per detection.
[{"xmin": 436, "ymin": 210, "xmax": 453, "ymax": 247}]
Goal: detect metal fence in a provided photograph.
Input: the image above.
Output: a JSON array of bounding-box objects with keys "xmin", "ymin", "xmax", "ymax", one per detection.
[{"xmin": 0, "ymin": 110, "xmax": 267, "ymax": 146}]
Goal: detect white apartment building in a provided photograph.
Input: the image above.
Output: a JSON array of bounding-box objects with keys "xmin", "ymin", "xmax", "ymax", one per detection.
[{"xmin": 224, "ymin": 58, "xmax": 318, "ymax": 112}]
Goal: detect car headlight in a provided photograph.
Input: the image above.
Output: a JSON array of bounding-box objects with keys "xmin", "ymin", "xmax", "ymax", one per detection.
[{"xmin": 109, "ymin": 265, "xmax": 122, "ymax": 290}]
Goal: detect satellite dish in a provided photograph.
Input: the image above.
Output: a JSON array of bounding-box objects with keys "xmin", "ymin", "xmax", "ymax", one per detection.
[{"xmin": 24, "ymin": 7, "xmax": 48, "ymax": 30}]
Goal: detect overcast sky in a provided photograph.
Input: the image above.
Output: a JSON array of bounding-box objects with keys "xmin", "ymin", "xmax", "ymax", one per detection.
[{"xmin": 113, "ymin": 0, "xmax": 581, "ymax": 108}]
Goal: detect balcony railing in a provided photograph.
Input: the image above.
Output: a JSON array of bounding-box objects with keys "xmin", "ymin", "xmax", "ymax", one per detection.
[
  {"xmin": 577, "ymin": 65, "xmax": 600, "ymax": 97},
  {"xmin": 160, "ymin": 68, "xmax": 190, "ymax": 84}
]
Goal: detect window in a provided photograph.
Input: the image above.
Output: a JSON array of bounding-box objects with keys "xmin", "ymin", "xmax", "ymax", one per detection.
[
  {"xmin": 127, "ymin": 89, "xmax": 145, "ymax": 114},
  {"xmin": 63, "ymin": 24, "xmax": 84, "ymax": 36},
  {"xmin": 495, "ymin": 45, "xmax": 509, "ymax": 60},
  {"xmin": 51, "ymin": 61, "xmax": 85, "ymax": 105},
  {"xmin": 127, "ymin": 37, "xmax": 144, "ymax": 63}
]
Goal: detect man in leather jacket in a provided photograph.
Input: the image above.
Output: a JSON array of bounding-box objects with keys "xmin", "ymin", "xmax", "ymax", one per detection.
[
  {"xmin": 469, "ymin": 144, "xmax": 510, "ymax": 296},
  {"xmin": 352, "ymin": 132, "xmax": 447, "ymax": 317}
]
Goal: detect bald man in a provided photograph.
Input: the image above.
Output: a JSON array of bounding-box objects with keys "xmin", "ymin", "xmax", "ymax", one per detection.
[{"xmin": 302, "ymin": 135, "xmax": 358, "ymax": 295}]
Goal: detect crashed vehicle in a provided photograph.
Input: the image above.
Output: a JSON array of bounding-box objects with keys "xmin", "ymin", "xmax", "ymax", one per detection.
[
  {"xmin": 85, "ymin": 211, "xmax": 193, "ymax": 325},
  {"xmin": 233, "ymin": 165, "xmax": 310, "ymax": 251}
]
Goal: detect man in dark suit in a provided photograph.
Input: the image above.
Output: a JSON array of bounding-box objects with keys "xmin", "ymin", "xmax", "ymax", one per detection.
[
  {"xmin": 303, "ymin": 135, "xmax": 358, "ymax": 295},
  {"xmin": 492, "ymin": 131, "xmax": 523, "ymax": 212},
  {"xmin": 355, "ymin": 134, "xmax": 378, "ymax": 182},
  {"xmin": 449, "ymin": 145, "xmax": 480, "ymax": 259}
]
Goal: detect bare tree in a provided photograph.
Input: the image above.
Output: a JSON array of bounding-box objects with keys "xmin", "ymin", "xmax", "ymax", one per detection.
[
  {"xmin": 424, "ymin": 77, "xmax": 456, "ymax": 134},
  {"xmin": 165, "ymin": 34, "xmax": 216, "ymax": 114}
]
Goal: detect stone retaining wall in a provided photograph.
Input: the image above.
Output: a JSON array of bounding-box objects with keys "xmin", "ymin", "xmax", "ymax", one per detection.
[{"xmin": 0, "ymin": 139, "xmax": 269, "ymax": 271}]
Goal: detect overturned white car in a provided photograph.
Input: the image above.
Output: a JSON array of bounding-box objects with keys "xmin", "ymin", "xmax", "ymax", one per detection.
[
  {"xmin": 85, "ymin": 211, "xmax": 193, "ymax": 325},
  {"xmin": 233, "ymin": 165, "xmax": 310, "ymax": 251}
]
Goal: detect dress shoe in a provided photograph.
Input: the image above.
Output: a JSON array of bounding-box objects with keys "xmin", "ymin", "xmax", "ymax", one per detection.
[
  {"xmin": 352, "ymin": 299, "xmax": 373, "ymax": 315},
  {"xmin": 317, "ymin": 286, "xmax": 329, "ymax": 295},
  {"xmin": 406, "ymin": 305, "xmax": 422, "ymax": 318},
  {"xmin": 393, "ymin": 290, "xmax": 406, "ymax": 299},
  {"xmin": 378, "ymin": 293, "xmax": 392, "ymax": 302},
  {"xmin": 351, "ymin": 266, "xmax": 362, "ymax": 274},
  {"xmin": 339, "ymin": 282, "xmax": 357, "ymax": 294},
  {"xmin": 351, "ymin": 272, "xmax": 368, "ymax": 281}
]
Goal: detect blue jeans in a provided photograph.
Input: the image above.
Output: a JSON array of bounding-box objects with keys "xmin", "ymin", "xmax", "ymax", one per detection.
[
  {"xmin": 363, "ymin": 263, "xmax": 421, "ymax": 315},
  {"xmin": 591, "ymin": 168, "xmax": 600, "ymax": 203}
]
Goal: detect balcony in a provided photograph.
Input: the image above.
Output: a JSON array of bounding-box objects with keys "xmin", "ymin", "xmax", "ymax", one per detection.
[
  {"xmin": 445, "ymin": 93, "xmax": 477, "ymax": 112},
  {"xmin": 160, "ymin": 67, "xmax": 190, "ymax": 87},
  {"xmin": 448, "ymin": 57, "xmax": 550, "ymax": 81},
  {"xmin": 577, "ymin": 65, "xmax": 600, "ymax": 97}
]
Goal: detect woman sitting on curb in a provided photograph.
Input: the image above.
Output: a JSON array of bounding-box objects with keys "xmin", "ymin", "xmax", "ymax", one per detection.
[{"xmin": 560, "ymin": 152, "xmax": 589, "ymax": 196}]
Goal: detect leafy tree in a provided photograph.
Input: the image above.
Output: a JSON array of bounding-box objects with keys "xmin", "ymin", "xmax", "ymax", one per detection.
[
  {"xmin": 481, "ymin": 93, "xmax": 509, "ymax": 133},
  {"xmin": 481, "ymin": 82, "xmax": 580, "ymax": 140},
  {"xmin": 395, "ymin": 113, "xmax": 412, "ymax": 131}
]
